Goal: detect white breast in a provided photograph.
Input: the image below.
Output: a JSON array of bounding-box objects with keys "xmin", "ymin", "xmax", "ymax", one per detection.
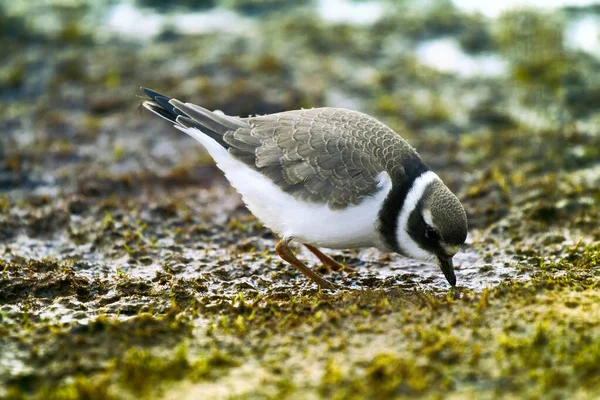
[{"xmin": 176, "ymin": 126, "xmax": 392, "ymax": 250}]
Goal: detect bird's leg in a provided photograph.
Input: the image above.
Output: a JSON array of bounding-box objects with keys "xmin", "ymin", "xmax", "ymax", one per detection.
[
  {"xmin": 276, "ymin": 238, "xmax": 335, "ymax": 289},
  {"xmin": 304, "ymin": 243, "xmax": 356, "ymax": 273}
]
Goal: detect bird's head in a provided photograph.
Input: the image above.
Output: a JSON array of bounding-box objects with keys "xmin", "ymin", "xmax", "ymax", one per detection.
[{"xmin": 395, "ymin": 172, "xmax": 467, "ymax": 286}]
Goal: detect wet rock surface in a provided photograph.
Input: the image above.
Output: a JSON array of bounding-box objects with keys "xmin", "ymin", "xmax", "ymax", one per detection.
[{"xmin": 1, "ymin": 1, "xmax": 600, "ymax": 398}]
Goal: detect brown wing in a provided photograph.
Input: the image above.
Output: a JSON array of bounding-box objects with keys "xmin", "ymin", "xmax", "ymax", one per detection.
[
  {"xmin": 143, "ymin": 89, "xmax": 416, "ymax": 210},
  {"xmin": 225, "ymin": 108, "xmax": 414, "ymax": 209}
]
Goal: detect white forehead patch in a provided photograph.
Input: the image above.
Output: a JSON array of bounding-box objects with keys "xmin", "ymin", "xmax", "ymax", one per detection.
[
  {"xmin": 422, "ymin": 208, "xmax": 439, "ymax": 231},
  {"xmin": 396, "ymin": 171, "xmax": 441, "ymax": 261}
]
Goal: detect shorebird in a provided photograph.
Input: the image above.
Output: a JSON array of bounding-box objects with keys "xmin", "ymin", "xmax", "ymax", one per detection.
[{"xmin": 141, "ymin": 88, "xmax": 467, "ymax": 289}]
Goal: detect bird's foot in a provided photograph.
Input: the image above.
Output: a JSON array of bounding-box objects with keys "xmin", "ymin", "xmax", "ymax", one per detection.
[
  {"xmin": 276, "ymin": 239, "xmax": 337, "ymax": 289},
  {"xmin": 304, "ymin": 243, "xmax": 356, "ymax": 274}
]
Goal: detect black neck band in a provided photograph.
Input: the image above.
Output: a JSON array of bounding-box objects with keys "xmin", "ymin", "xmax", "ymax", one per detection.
[{"xmin": 378, "ymin": 160, "xmax": 429, "ymax": 253}]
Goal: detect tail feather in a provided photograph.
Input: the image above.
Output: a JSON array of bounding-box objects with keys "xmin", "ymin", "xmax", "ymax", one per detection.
[
  {"xmin": 170, "ymin": 99, "xmax": 246, "ymax": 131},
  {"xmin": 170, "ymin": 99, "xmax": 231, "ymax": 135},
  {"xmin": 141, "ymin": 87, "xmax": 181, "ymax": 123},
  {"xmin": 140, "ymin": 87, "xmax": 242, "ymax": 149}
]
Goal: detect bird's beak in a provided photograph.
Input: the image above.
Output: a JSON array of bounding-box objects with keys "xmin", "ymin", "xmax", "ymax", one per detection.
[{"xmin": 438, "ymin": 257, "xmax": 456, "ymax": 287}]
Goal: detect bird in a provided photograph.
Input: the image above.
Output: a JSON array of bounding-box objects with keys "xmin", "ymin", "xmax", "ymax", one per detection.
[{"xmin": 140, "ymin": 87, "xmax": 468, "ymax": 289}]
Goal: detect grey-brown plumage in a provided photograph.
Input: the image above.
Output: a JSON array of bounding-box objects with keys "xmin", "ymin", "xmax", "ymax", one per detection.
[
  {"xmin": 171, "ymin": 101, "xmax": 422, "ymax": 210},
  {"xmin": 421, "ymin": 180, "xmax": 468, "ymax": 246}
]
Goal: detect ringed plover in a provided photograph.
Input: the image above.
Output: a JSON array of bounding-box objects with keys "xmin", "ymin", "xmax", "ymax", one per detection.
[{"xmin": 141, "ymin": 88, "xmax": 468, "ymax": 289}]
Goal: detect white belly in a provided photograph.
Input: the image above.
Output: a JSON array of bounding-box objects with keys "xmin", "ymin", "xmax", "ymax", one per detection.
[{"xmin": 176, "ymin": 126, "xmax": 392, "ymax": 250}]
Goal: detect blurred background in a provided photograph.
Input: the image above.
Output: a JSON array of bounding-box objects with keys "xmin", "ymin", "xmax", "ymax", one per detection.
[
  {"xmin": 1, "ymin": 0, "xmax": 600, "ymax": 398},
  {"xmin": 2, "ymin": 0, "xmax": 599, "ymax": 203}
]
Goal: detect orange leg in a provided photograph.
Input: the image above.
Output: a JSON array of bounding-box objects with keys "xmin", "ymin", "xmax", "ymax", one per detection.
[
  {"xmin": 276, "ymin": 239, "xmax": 335, "ymax": 289},
  {"xmin": 304, "ymin": 243, "xmax": 356, "ymax": 273}
]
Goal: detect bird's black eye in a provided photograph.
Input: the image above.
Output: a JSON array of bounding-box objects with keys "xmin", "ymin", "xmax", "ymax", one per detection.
[{"xmin": 425, "ymin": 225, "xmax": 440, "ymax": 241}]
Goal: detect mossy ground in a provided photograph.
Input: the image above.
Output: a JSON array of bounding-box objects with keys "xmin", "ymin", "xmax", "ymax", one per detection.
[{"xmin": 1, "ymin": 1, "xmax": 600, "ymax": 399}]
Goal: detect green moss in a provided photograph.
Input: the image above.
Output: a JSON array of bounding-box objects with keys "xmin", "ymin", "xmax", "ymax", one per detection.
[
  {"xmin": 494, "ymin": 10, "xmax": 567, "ymax": 89},
  {"xmin": 58, "ymin": 22, "xmax": 85, "ymax": 43},
  {"xmin": 0, "ymin": 196, "xmax": 9, "ymax": 212},
  {"xmin": 3, "ymin": 245, "xmax": 600, "ymax": 399},
  {"xmin": 32, "ymin": 375, "xmax": 116, "ymax": 400},
  {"xmin": 1, "ymin": 62, "xmax": 25, "ymax": 88},
  {"xmin": 117, "ymin": 346, "xmax": 190, "ymax": 396},
  {"xmin": 3, "ymin": 3, "xmax": 600, "ymax": 399}
]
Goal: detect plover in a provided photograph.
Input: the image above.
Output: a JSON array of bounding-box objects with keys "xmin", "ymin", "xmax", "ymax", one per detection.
[{"xmin": 141, "ymin": 88, "xmax": 467, "ymax": 289}]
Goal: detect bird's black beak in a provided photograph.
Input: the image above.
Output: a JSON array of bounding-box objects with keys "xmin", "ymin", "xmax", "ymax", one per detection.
[{"xmin": 438, "ymin": 257, "xmax": 456, "ymax": 287}]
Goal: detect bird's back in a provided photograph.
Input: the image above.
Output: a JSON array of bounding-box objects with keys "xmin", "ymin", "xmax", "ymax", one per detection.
[
  {"xmin": 143, "ymin": 88, "xmax": 425, "ymax": 209},
  {"xmin": 241, "ymin": 107, "xmax": 421, "ymax": 179}
]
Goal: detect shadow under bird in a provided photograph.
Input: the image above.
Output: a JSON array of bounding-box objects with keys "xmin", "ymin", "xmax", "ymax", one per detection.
[{"xmin": 141, "ymin": 87, "xmax": 468, "ymax": 289}]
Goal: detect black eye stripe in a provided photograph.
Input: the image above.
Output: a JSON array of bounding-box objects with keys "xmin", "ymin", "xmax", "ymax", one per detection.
[{"xmin": 425, "ymin": 225, "xmax": 440, "ymax": 241}]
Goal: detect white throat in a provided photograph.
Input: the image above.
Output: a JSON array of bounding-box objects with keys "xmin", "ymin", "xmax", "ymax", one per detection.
[{"xmin": 396, "ymin": 171, "xmax": 440, "ymax": 261}]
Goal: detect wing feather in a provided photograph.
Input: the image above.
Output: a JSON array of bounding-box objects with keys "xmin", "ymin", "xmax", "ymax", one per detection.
[{"xmin": 142, "ymin": 87, "xmax": 418, "ymax": 209}]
